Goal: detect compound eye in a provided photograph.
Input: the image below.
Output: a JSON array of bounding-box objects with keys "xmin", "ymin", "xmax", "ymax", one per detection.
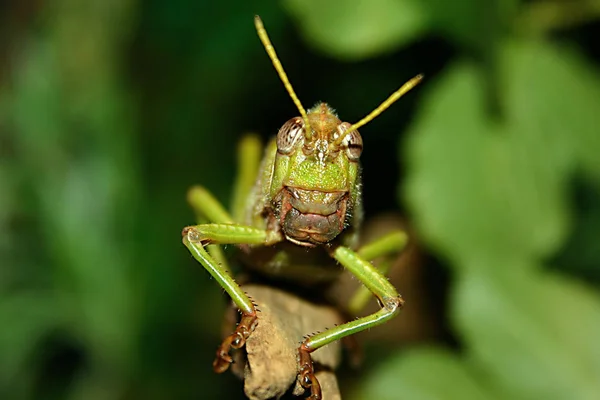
[
  {"xmin": 338, "ymin": 123, "xmax": 363, "ymax": 161},
  {"xmin": 276, "ymin": 117, "xmax": 305, "ymax": 154}
]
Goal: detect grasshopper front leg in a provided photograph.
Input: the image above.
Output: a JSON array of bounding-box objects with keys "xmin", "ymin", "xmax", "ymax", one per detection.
[
  {"xmin": 182, "ymin": 223, "xmax": 282, "ymax": 372},
  {"xmin": 297, "ymin": 245, "xmax": 404, "ymax": 400},
  {"xmin": 184, "ymin": 135, "xmax": 269, "ymax": 372}
]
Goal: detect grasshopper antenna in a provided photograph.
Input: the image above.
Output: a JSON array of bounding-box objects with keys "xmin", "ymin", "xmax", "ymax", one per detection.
[
  {"xmin": 254, "ymin": 15, "xmax": 313, "ymax": 141},
  {"xmin": 335, "ymin": 74, "xmax": 424, "ymax": 145}
]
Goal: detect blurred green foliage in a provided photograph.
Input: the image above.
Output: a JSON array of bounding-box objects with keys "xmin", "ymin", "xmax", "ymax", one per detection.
[{"xmin": 1, "ymin": 1, "xmax": 600, "ymax": 400}]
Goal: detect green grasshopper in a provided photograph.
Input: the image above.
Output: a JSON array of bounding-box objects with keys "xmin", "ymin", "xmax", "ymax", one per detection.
[{"xmin": 182, "ymin": 16, "xmax": 422, "ymax": 400}]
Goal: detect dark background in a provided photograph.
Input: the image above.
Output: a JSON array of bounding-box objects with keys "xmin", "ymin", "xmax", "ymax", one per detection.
[{"xmin": 2, "ymin": 1, "xmax": 600, "ymax": 399}]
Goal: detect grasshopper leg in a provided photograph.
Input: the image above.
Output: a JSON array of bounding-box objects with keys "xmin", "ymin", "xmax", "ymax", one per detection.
[
  {"xmin": 348, "ymin": 229, "xmax": 408, "ymax": 314},
  {"xmin": 297, "ymin": 245, "xmax": 404, "ymax": 400},
  {"xmin": 185, "ymin": 135, "xmax": 270, "ymax": 373},
  {"xmin": 182, "ymin": 222, "xmax": 282, "ymax": 372}
]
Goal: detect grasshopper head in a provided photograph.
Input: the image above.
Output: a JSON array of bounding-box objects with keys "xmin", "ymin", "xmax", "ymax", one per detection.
[{"xmin": 270, "ymin": 103, "xmax": 362, "ymax": 247}]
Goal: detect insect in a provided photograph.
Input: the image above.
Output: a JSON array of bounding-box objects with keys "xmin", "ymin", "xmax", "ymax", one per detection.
[{"xmin": 182, "ymin": 15, "xmax": 422, "ymax": 400}]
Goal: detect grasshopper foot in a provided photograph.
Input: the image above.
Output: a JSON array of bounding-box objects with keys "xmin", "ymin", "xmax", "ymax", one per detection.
[
  {"xmin": 213, "ymin": 312, "xmax": 258, "ymax": 373},
  {"xmin": 298, "ymin": 344, "xmax": 322, "ymax": 400}
]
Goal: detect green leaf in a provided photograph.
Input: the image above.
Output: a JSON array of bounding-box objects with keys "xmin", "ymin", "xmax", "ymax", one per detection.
[
  {"xmin": 284, "ymin": 0, "xmax": 427, "ymax": 60},
  {"xmin": 403, "ymin": 41, "xmax": 600, "ymax": 269},
  {"xmin": 403, "ymin": 39, "xmax": 600, "ymax": 400},
  {"xmin": 453, "ymin": 267, "xmax": 600, "ymax": 400},
  {"xmin": 499, "ymin": 41, "xmax": 600, "ymax": 183},
  {"xmin": 353, "ymin": 347, "xmax": 496, "ymax": 400}
]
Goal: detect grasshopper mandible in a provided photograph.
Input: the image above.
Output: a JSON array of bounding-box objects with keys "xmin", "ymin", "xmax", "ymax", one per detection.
[{"xmin": 182, "ymin": 16, "xmax": 422, "ymax": 399}]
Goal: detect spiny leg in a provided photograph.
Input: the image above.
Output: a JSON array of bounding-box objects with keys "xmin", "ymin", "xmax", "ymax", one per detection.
[
  {"xmin": 186, "ymin": 134, "xmax": 266, "ymax": 372},
  {"xmin": 348, "ymin": 230, "xmax": 408, "ymax": 315},
  {"xmin": 183, "ymin": 231, "xmax": 256, "ymax": 372},
  {"xmin": 297, "ymin": 245, "xmax": 404, "ymax": 400},
  {"xmin": 184, "ymin": 188, "xmax": 282, "ymax": 372}
]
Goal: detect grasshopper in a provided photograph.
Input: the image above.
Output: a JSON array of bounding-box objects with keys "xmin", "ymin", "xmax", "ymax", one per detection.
[{"xmin": 182, "ymin": 16, "xmax": 422, "ymax": 399}]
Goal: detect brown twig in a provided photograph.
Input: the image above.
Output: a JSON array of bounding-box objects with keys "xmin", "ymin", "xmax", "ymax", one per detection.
[{"xmin": 227, "ymin": 284, "xmax": 344, "ymax": 400}]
